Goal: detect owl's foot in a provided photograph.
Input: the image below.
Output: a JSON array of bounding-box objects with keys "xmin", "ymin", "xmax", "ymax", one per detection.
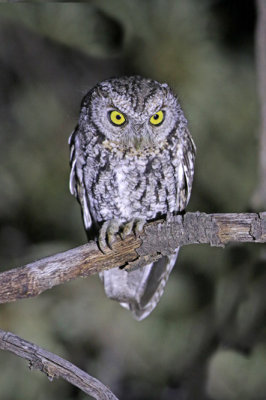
[
  {"xmin": 121, "ymin": 218, "xmax": 146, "ymax": 239},
  {"xmin": 99, "ymin": 218, "xmax": 146, "ymax": 253},
  {"xmin": 99, "ymin": 219, "xmax": 121, "ymax": 252}
]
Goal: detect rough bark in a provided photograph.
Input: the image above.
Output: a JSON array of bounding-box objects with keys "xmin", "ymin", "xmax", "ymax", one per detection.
[{"xmin": 0, "ymin": 212, "xmax": 265, "ymax": 304}]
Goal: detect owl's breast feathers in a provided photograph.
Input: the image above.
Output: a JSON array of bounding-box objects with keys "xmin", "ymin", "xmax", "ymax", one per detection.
[{"xmin": 78, "ymin": 132, "xmax": 194, "ymax": 224}]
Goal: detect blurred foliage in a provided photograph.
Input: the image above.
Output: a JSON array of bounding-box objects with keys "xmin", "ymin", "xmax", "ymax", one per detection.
[{"xmin": 0, "ymin": 1, "xmax": 265, "ymax": 400}]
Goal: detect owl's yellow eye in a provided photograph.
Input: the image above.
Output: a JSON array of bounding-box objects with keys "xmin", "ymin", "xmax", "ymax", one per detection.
[
  {"xmin": 109, "ymin": 110, "xmax": 126, "ymax": 126},
  {"xmin": 149, "ymin": 110, "xmax": 164, "ymax": 126}
]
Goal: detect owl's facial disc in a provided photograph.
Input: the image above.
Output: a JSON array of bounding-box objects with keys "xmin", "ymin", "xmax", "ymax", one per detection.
[
  {"xmin": 106, "ymin": 112, "xmax": 156, "ymax": 150},
  {"xmin": 104, "ymin": 106, "xmax": 168, "ymax": 150},
  {"xmin": 88, "ymin": 77, "xmax": 180, "ymax": 151}
]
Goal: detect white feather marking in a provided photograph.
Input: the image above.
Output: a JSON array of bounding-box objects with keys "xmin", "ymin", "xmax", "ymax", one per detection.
[
  {"xmin": 69, "ymin": 158, "xmax": 77, "ymax": 195},
  {"xmin": 178, "ymin": 163, "xmax": 184, "ymax": 183},
  {"xmin": 82, "ymin": 192, "xmax": 92, "ymax": 229}
]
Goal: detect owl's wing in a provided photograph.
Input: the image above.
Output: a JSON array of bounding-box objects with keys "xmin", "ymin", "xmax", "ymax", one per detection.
[
  {"xmin": 100, "ymin": 249, "xmax": 179, "ymax": 321},
  {"xmin": 69, "ymin": 129, "xmax": 92, "ymax": 230}
]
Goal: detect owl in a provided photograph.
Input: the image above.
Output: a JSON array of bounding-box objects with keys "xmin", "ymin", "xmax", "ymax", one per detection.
[{"xmin": 69, "ymin": 76, "xmax": 196, "ymax": 320}]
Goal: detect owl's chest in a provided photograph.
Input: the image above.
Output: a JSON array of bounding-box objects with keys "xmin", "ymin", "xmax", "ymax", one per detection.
[{"xmin": 87, "ymin": 149, "xmax": 182, "ymax": 221}]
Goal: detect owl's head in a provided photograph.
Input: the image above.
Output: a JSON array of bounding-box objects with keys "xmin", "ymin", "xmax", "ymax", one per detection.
[{"xmin": 80, "ymin": 76, "xmax": 187, "ymax": 151}]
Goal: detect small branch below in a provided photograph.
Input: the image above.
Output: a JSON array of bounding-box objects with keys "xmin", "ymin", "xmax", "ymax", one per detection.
[
  {"xmin": 0, "ymin": 328, "xmax": 118, "ymax": 400},
  {"xmin": 0, "ymin": 212, "xmax": 265, "ymax": 304}
]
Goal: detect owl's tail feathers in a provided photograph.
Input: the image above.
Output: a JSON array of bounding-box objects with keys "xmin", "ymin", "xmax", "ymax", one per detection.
[{"xmin": 99, "ymin": 249, "xmax": 179, "ymax": 321}]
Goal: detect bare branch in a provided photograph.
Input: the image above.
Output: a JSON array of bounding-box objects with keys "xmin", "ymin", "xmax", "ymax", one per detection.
[
  {"xmin": 0, "ymin": 212, "xmax": 265, "ymax": 305},
  {"xmin": 0, "ymin": 328, "xmax": 118, "ymax": 400}
]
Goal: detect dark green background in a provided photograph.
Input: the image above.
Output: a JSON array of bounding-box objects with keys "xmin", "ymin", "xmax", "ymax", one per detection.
[{"xmin": 1, "ymin": 1, "xmax": 265, "ymax": 399}]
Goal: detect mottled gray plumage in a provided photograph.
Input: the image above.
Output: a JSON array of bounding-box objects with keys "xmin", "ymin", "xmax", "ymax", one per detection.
[{"xmin": 69, "ymin": 76, "xmax": 195, "ymax": 320}]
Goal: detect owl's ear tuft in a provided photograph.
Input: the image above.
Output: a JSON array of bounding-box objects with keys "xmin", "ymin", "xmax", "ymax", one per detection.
[
  {"xmin": 96, "ymin": 86, "xmax": 109, "ymax": 99},
  {"xmin": 161, "ymin": 83, "xmax": 171, "ymax": 97}
]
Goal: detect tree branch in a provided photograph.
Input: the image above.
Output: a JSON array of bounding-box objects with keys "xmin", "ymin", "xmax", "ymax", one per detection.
[
  {"xmin": 0, "ymin": 212, "xmax": 265, "ymax": 305},
  {"xmin": 0, "ymin": 328, "xmax": 118, "ymax": 400}
]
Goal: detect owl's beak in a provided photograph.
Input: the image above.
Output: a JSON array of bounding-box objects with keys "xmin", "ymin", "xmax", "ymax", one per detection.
[
  {"xmin": 131, "ymin": 124, "xmax": 145, "ymax": 150},
  {"xmin": 124, "ymin": 123, "xmax": 153, "ymax": 150},
  {"xmin": 133, "ymin": 123, "xmax": 143, "ymax": 133}
]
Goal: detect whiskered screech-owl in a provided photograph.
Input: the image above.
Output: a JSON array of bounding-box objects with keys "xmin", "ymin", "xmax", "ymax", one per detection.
[{"xmin": 69, "ymin": 76, "xmax": 196, "ymax": 320}]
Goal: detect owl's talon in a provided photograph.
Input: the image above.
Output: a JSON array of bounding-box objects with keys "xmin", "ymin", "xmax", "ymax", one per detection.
[
  {"xmin": 121, "ymin": 220, "xmax": 134, "ymax": 239},
  {"xmin": 134, "ymin": 218, "xmax": 146, "ymax": 235},
  {"xmin": 98, "ymin": 219, "xmax": 121, "ymax": 252},
  {"xmin": 107, "ymin": 232, "xmax": 115, "ymax": 250},
  {"xmin": 120, "ymin": 218, "xmax": 146, "ymax": 239},
  {"xmin": 99, "ymin": 217, "xmax": 146, "ymax": 251},
  {"xmin": 98, "ymin": 221, "xmax": 109, "ymax": 253}
]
